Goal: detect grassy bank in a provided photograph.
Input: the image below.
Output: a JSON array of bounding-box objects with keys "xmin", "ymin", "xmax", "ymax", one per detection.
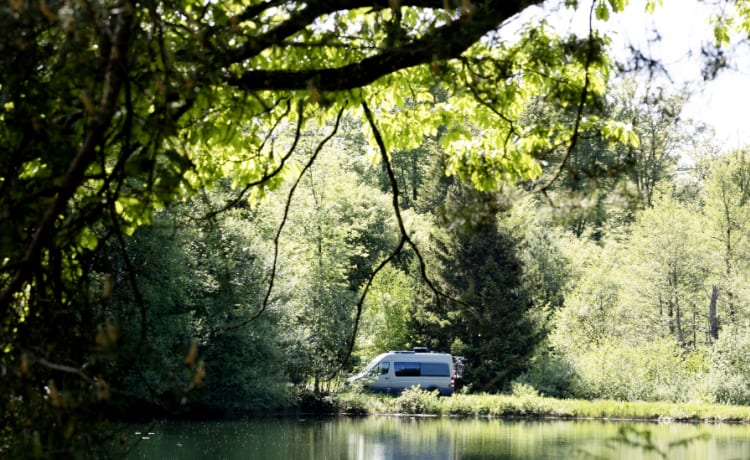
[{"xmin": 334, "ymin": 387, "xmax": 750, "ymax": 423}]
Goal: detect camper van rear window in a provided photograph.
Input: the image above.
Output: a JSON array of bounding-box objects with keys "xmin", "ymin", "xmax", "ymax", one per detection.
[
  {"xmin": 421, "ymin": 362, "xmax": 450, "ymax": 377},
  {"xmin": 394, "ymin": 362, "xmax": 450, "ymax": 377}
]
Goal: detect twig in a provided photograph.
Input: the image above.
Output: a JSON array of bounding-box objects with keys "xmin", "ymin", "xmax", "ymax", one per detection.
[
  {"xmin": 351, "ymin": 101, "xmax": 476, "ymax": 365},
  {"xmin": 202, "ymin": 99, "xmax": 298, "ymax": 220},
  {"xmin": 219, "ymin": 105, "xmax": 347, "ymax": 333},
  {"xmin": 533, "ymin": 1, "xmax": 598, "ymax": 194}
]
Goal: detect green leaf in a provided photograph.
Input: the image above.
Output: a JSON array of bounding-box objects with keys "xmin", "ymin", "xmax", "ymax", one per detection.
[
  {"xmin": 78, "ymin": 227, "xmax": 99, "ymax": 251},
  {"xmin": 595, "ymin": 1, "xmax": 610, "ymax": 21},
  {"xmin": 714, "ymin": 23, "xmax": 731, "ymax": 47}
]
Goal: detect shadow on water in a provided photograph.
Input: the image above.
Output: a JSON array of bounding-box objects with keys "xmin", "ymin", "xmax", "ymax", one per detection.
[{"xmin": 113, "ymin": 417, "xmax": 750, "ymax": 460}]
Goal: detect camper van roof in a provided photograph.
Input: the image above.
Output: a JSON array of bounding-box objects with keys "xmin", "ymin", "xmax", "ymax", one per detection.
[{"xmin": 388, "ymin": 347, "xmax": 447, "ymax": 355}]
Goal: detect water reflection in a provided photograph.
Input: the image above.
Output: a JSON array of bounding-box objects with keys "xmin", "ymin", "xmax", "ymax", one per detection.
[
  {"xmin": 117, "ymin": 416, "xmax": 750, "ymax": 459},
  {"xmin": 346, "ymin": 418, "xmax": 454, "ymax": 460}
]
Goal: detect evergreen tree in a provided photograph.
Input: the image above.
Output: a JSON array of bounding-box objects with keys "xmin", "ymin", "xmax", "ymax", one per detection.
[{"xmin": 416, "ymin": 182, "xmax": 538, "ymax": 392}]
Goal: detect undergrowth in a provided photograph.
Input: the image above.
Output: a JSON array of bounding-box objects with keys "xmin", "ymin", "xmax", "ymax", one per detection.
[{"xmin": 334, "ymin": 385, "xmax": 750, "ymax": 422}]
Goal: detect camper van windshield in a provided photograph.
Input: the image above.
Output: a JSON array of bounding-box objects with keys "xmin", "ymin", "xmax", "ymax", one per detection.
[
  {"xmin": 358, "ymin": 356, "xmax": 389, "ymax": 377},
  {"xmin": 361, "ymin": 360, "xmax": 378, "ymax": 375}
]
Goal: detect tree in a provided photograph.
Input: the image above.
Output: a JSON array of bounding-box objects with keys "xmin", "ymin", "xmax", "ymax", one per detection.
[
  {"xmin": 413, "ymin": 181, "xmax": 538, "ymax": 392},
  {"xmin": 357, "ymin": 263, "xmax": 423, "ymax": 356},
  {"xmin": 0, "ymin": 0, "xmax": 660, "ymax": 455},
  {"xmin": 540, "ymin": 230, "xmax": 629, "ymax": 397},
  {"xmin": 701, "ymin": 150, "xmax": 750, "ymax": 332},
  {"xmin": 274, "ymin": 155, "xmax": 396, "ymax": 390},
  {"xmin": 551, "ymin": 240, "xmax": 626, "ymax": 351},
  {"xmin": 619, "ymin": 190, "xmax": 708, "ymax": 349},
  {"xmin": 524, "ymin": 77, "xmax": 689, "ymax": 239},
  {"xmin": 613, "ymin": 81, "xmax": 687, "ymax": 208},
  {"xmin": 540, "ymin": 219, "xmax": 709, "ymax": 402},
  {"xmin": 104, "ymin": 196, "xmax": 291, "ymax": 415}
]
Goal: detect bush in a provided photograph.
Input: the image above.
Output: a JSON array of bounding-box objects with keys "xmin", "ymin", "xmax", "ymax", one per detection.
[
  {"xmin": 295, "ymin": 388, "xmax": 339, "ymax": 414},
  {"xmin": 335, "ymin": 389, "xmax": 374, "ymax": 415},
  {"xmin": 513, "ymin": 352, "xmax": 578, "ymax": 399},
  {"xmin": 707, "ymin": 331, "xmax": 750, "ymax": 404},
  {"xmin": 392, "ymin": 386, "xmax": 441, "ymax": 415},
  {"xmin": 561, "ymin": 338, "xmax": 706, "ymax": 402}
]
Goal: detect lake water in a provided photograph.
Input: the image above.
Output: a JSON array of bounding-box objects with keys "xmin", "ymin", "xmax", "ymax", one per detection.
[{"xmin": 118, "ymin": 416, "xmax": 750, "ymax": 459}]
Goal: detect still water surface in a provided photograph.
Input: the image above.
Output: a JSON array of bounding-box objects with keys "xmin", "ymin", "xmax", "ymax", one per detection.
[{"xmin": 121, "ymin": 416, "xmax": 750, "ymax": 459}]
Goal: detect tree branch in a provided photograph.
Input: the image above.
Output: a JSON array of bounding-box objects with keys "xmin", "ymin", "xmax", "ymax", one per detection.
[
  {"xmin": 218, "ymin": 105, "xmax": 347, "ymax": 333},
  {"xmin": 0, "ymin": 8, "xmax": 134, "ymax": 313},
  {"xmin": 534, "ymin": 2, "xmax": 597, "ymax": 195},
  {"xmin": 222, "ymin": 0, "xmax": 450, "ymax": 63},
  {"xmin": 225, "ymin": 1, "xmax": 540, "ymax": 92},
  {"xmin": 349, "ymin": 101, "xmax": 475, "ymax": 364}
]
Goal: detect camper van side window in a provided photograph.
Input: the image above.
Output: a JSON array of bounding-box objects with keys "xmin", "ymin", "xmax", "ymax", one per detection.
[
  {"xmin": 421, "ymin": 362, "xmax": 450, "ymax": 377},
  {"xmin": 394, "ymin": 362, "xmax": 421, "ymax": 377},
  {"xmin": 379, "ymin": 362, "xmax": 390, "ymax": 375}
]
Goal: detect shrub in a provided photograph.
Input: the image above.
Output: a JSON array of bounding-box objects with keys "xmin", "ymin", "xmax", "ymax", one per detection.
[
  {"xmin": 707, "ymin": 331, "xmax": 750, "ymax": 404},
  {"xmin": 392, "ymin": 386, "xmax": 441, "ymax": 415},
  {"xmin": 513, "ymin": 349, "xmax": 578, "ymax": 398},
  {"xmin": 564, "ymin": 338, "xmax": 706, "ymax": 402},
  {"xmin": 334, "ymin": 391, "xmax": 371, "ymax": 415}
]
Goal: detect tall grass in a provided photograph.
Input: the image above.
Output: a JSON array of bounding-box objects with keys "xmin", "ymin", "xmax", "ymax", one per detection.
[{"xmin": 334, "ymin": 386, "xmax": 750, "ymax": 422}]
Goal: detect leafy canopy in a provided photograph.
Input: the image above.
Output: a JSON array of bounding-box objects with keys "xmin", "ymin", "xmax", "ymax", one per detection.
[{"xmin": 0, "ymin": 0, "xmax": 648, "ymax": 455}]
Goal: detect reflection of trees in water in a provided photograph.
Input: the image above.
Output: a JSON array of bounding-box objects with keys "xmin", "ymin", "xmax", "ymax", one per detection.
[{"xmin": 124, "ymin": 418, "xmax": 750, "ymax": 459}]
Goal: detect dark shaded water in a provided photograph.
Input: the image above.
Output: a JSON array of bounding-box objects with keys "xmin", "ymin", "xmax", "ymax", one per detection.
[{"xmin": 117, "ymin": 416, "xmax": 750, "ymax": 459}]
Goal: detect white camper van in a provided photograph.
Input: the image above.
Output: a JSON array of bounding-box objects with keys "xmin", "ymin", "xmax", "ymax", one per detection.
[{"xmin": 347, "ymin": 348, "xmax": 461, "ymax": 396}]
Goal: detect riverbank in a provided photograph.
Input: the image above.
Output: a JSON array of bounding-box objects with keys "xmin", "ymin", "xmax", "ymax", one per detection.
[{"xmin": 334, "ymin": 387, "xmax": 750, "ymax": 423}]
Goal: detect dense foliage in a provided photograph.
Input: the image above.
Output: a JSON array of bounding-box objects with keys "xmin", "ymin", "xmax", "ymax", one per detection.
[{"xmin": 4, "ymin": 0, "xmax": 750, "ymax": 457}]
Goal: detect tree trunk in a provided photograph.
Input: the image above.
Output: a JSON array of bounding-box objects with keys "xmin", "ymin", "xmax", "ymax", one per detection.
[
  {"xmin": 709, "ymin": 285, "xmax": 719, "ymax": 341},
  {"xmin": 675, "ymin": 298, "xmax": 685, "ymax": 347}
]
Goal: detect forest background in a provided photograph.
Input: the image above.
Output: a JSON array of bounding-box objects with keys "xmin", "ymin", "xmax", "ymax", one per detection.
[{"xmin": 4, "ymin": 0, "xmax": 750, "ymax": 457}]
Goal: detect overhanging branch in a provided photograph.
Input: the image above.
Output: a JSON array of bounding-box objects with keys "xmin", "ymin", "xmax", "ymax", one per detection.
[
  {"xmin": 218, "ymin": 104, "xmax": 347, "ymax": 333},
  {"xmin": 533, "ymin": 2, "xmax": 597, "ymax": 196},
  {"xmin": 0, "ymin": 9, "xmax": 134, "ymax": 313},
  {"xmin": 225, "ymin": 1, "xmax": 539, "ymax": 92},
  {"xmin": 347, "ymin": 101, "xmax": 478, "ymax": 365},
  {"xmin": 222, "ymin": 0, "xmax": 457, "ymax": 63}
]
